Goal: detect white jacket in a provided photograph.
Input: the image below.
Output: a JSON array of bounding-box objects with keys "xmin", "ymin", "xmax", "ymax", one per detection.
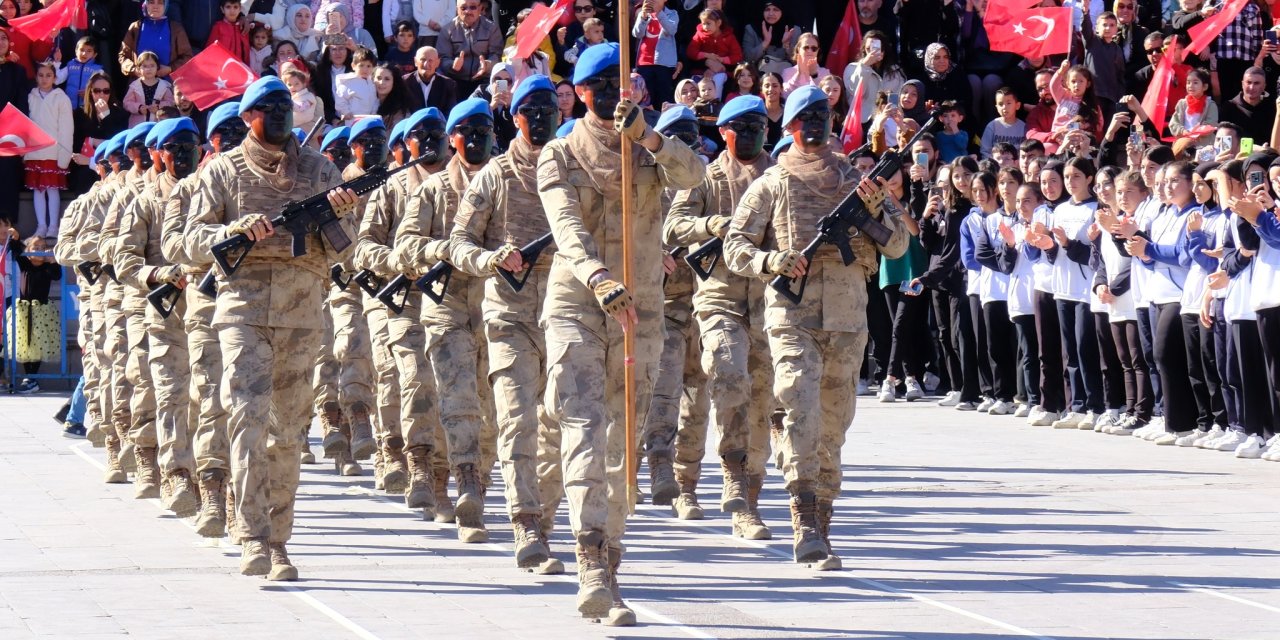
[
  {"xmin": 383, "ymin": 0, "xmax": 454, "ymax": 37},
  {"xmin": 25, "ymin": 88, "xmax": 73, "ymax": 167},
  {"xmin": 334, "ymin": 72, "xmax": 378, "ymax": 122}
]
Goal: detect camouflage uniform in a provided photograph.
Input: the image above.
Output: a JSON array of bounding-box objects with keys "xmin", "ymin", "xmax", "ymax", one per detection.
[{"xmin": 56, "ymin": 187, "xmax": 107, "ymax": 446}]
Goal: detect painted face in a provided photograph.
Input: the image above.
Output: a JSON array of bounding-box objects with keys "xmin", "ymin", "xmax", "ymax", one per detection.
[
  {"xmin": 161, "ymin": 130, "xmax": 202, "ymax": 179},
  {"xmin": 213, "ymin": 120, "xmax": 248, "ymax": 151},
  {"xmin": 352, "ymin": 130, "xmax": 388, "ymax": 168},
  {"xmin": 451, "ymin": 114, "xmax": 494, "ymax": 165},
  {"xmin": 792, "ymin": 101, "xmax": 831, "ymax": 146},
  {"xmin": 249, "ymin": 90, "xmax": 295, "ymax": 146},
  {"xmin": 324, "ymin": 140, "xmax": 352, "ymax": 170},
  {"xmin": 407, "ymin": 119, "xmax": 447, "ymax": 164},
  {"xmin": 128, "ymin": 140, "xmax": 153, "ymax": 170},
  {"xmin": 723, "ymin": 112, "xmax": 767, "ymax": 161},
  {"xmin": 577, "ymin": 67, "xmax": 622, "ymax": 120},
  {"xmin": 515, "ymin": 90, "xmax": 561, "ymax": 146},
  {"xmin": 663, "ymin": 119, "xmax": 702, "ymax": 150}
]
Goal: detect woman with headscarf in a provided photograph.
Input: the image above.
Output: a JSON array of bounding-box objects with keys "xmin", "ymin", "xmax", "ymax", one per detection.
[
  {"xmin": 919, "ymin": 43, "xmax": 971, "ymax": 121},
  {"xmin": 278, "ymin": 3, "xmax": 323, "ymax": 63},
  {"xmin": 741, "ymin": 0, "xmax": 800, "ymax": 75},
  {"xmin": 119, "ymin": 0, "xmax": 194, "ymax": 79},
  {"xmin": 314, "ymin": 1, "xmax": 377, "ymax": 54}
]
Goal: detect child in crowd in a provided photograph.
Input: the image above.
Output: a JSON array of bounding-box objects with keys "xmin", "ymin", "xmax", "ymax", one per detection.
[
  {"xmin": 692, "ymin": 73, "xmax": 721, "ymax": 119},
  {"xmin": 249, "ymin": 24, "xmax": 274, "ymax": 74},
  {"xmin": 334, "ymin": 46, "xmax": 378, "ymax": 123},
  {"xmin": 564, "ymin": 17, "xmax": 606, "ymax": 65},
  {"xmin": 54, "ymin": 37, "xmax": 102, "ymax": 110},
  {"xmin": 686, "ymin": 8, "xmax": 742, "ymax": 100},
  {"xmin": 937, "ymin": 101, "xmax": 969, "ymax": 162},
  {"xmin": 633, "ymin": 0, "xmax": 680, "ymax": 108},
  {"xmin": 981, "ymin": 87, "xmax": 1026, "ymax": 159},
  {"xmin": 1050, "ymin": 61, "xmax": 1104, "ymax": 149},
  {"xmin": 723, "ymin": 62, "xmax": 758, "ymax": 101},
  {"xmin": 1081, "ymin": 4, "xmax": 1125, "ymax": 117},
  {"xmin": 25, "ymin": 62, "xmax": 72, "ymax": 239},
  {"xmin": 1168, "ymin": 68, "xmax": 1218, "ymax": 148},
  {"xmin": 384, "ymin": 20, "xmax": 418, "ymax": 76},
  {"xmin": 6, "ymin": 230, "xmax": 63, "ymax": 394},
  {"xmin": 122, "ymin": 51, "xmax": 175, "ymax": 127},
  {"xmin": 285, "ymin": 68, "xmax": 325, "ymax": 138},
  {"xmin": 209, "ymin": 0, "xmax": 252, "ymax": 63}
]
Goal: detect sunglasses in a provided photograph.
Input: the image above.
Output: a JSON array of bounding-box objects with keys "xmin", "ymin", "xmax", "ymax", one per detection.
[
  {"xmin": 801, "ymin": 45, "xmax": 819, "ymax": 52},
  {"xmin": 794, "ymin": 109, "xmax": 830, "ymax": 124},
  {"xmin": 161, "ymin": 141, "xmax": 200, "ymax": 155},
  {"xmin": 250, "ymin": 95, "xmax": 293, "ymax": 114},
  {"xmin": 352, "ymin": 135, "xmax": 387, "ymax": 148},
  {"xmin": 454, "ymin": 125, "xmax": 493, "ymax": 138},
  {"xmin": 580, "ymin": 74, "xmax": 621, "ymax": 92},
  {"xmin": 517, "ymin": 103, "xmax": 559, "ymax": 118},
  {"xmin": 574, "ymin": 4, "xmax": 594, "ymax": 12},
  {"xmin": 408, "ymin": 127, "xmax": 445, "ymax": 143},
  {"xmin": 1146, "ymin": 48, "xmax": 1163, "ymax": 55},
  {"xmin": 91, "ymin": 87, "xmax": 111, "ymax": 94},
  {"xmin": 724, "ymin": 117, "xmax": 767, "ymax": 134}
]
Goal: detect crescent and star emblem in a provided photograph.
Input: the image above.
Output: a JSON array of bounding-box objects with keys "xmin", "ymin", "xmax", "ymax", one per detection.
[
  {"xmin": 214, "ymin": 58, "xmax": 254, "ymax": 91},
  {"xmin": 1013, "ymin": 15, "xmax": 1055, "ymax": 41},
  {"xmin": 0, "ymin": 134, "xmax": 27, "ymax": 148}
]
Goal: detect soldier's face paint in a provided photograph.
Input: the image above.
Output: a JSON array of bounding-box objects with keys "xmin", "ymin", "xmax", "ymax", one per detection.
[
  {"xmin": 324, "ymin": 141, "xmax": 352, "ymax": 171},
  {"xmin": 211, "ymin": 120, "xmax": 248, "ymax": 151},
  {"xmin": 127, "ymin": 141, "xmax": 152, "ymax": 170},
  {"xmin": 390, "ymin": 141, "xmax": 407, "ymax": 165},
  {"xmin": 148, "ymin": 147, "xmax": 163, "ymax": 171},
  {"xmin": 662, "ymin": 120, "xmax": 701, "ymax": 150},
  {"xmin": 407, "ymin": 122, "xmax": 447, "ymax": 164},
  {"xmin": 248, "ymin": 91, "xmax": 295, "ymax": 146},
  {"xmin": 722, "ymin": 113, "xmax": 767, "ymax": 161},
  {"xmin": 516, "ymin": 91, "xmax": 560, "ymax": 146},
  {"xmin": 110, "ymin": 152, "xmax": 130, "ymax": 171},
  {"xmin": 161, "ymin": 131, "xmax": 202, "ymax": 179},
  {"xmin": 451, "ymin": 114, "xmax": 494, "ymax": 166},
  {"xmin": 351, "ymin": 131, "xmax": 388, "ymax": 168},
  {"xmin": 791, "ymin": 103, "xmax": 832, "ymax": 148},
  {"xmin": 577, "ymin": 68, "xmax": 621, "ymax": 120}
]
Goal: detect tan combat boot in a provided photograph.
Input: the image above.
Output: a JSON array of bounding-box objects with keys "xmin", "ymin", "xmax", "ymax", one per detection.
[
  {"xmin": 134, "ymin": 446, "xmax": 160, "ymax": 499},
  {"xmin": 720, "ymin": 449, "xmax": 749, "ymax": 513},
  {"xmin": 537, "ymin": 528, "xmax": 565, "ymax": 575},
  {"xmin": 195, "ymin": 469, "xmax": 227, "ymax": 538},
  {"xmin": 226, "ymin": 484, "xmax": 241, "ymax": 544},
  {"xmin": 318, "ymin": 402, "xmax": 346, "ymax": 459},
  {"xmin": 732, "ymin": 473, "xmax": 772, "ymax": 540},
  {"xmin": 813, "ymin": 497, "xmax": 840, "ymax": 571},
  {"xmin": 603, "ymin": 546, "xmax": 635, "ymax": 627},
  {"xmin": 87, "ymin": 413, "xmax": 106, "ymax": 447},
  {"xmin": 166, "ymin": 468, "xmax": 199, "ymax": 518},
  {"xmin": 240, "ymin": 537, "xmax": 270, "ymax": 576},
  {"xmin": 647, "ymin": 452, "xmax": 679, "ymax": 506},
  {"xmin": 333, "ymin": 422, "xmax": 362, "ymax": 476},
  {"xmin": 432, "ymin": 466, "xmax": 455, "ymax": 523},
  {"xmin": 671, "ymin": 479, "xmax": 703, "ymax": 520},
  {"xmin": 347, "ymin": 402, "xmax": 377, "ymax": 460},
  {"xmin": 455, "ymin": 465, "xmax": 487, "ymax": 543},
  {"xmin": 267, "ymin": 542, "xmax": 298, "ymax": 581},
  {"xmin": 103, "ymin": 434, "xmax": 127, "ymax": 483},
  {"xmin": 382, "ymin": 437, "xmax": 409, "ymax": 494},
  {"xmin": 119, "ymin": 436, "xmax": 137, "ymax": 473},
  {"xmin": 789, "ymin": 491, "xmax": 827, "ymax": 563},
  {"xmin": 404, "ymin": 446, "xmax": 437, "ymax": 511},
  {"xmin": 574, "ymin": 533, "xmax": 611, "ymax": 619},
  {"xmin": 373, "ymin": 447, "xmax": 386, "ymax": 490},
  {"xmin": 299, "ymin": 423, "xmax": 315, "ymax": 464},
  {"xmin": 512, "ymin": 513, "xmax": 549, "ymax": 569}
]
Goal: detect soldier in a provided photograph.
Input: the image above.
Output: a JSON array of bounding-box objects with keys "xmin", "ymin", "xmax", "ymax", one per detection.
[
  {"xmin": 114, "ymin": 117, "xmax": 203, "ymax": 518},
  {"xmin": 321, "ymin": 126, "xmax": 354, "ymax": 172},
  {"xmin": 639, "ymin": 106, "xmax": 710, "ymax": 516},
  {"xmin": 392, "ymin": 97, "xmax": 499, "ymax": 544},
  {"xmin": 723, "ymin": 86, "xmax": 910, "ymax": 570},
  {"xmin": 183, "ymin": 76, "xmax": 358, "ymax": 581},
  {"xmin": 448, "ymin": 75, "xmax": 566, "ymax": 573},
  {"xmin": 355, "ymin": 108, "xmax": 455, "ymax": 517},
  {"xmin": 664, "ymin": 95, "xmax": 776, "ymax": 539},
  {"xmin": 174, "ymin": 102, "xmax": 248, "ymax": 538},
  {"xmin": 536, "ymin": 43, "xmax": 704, "ymax": 624}
]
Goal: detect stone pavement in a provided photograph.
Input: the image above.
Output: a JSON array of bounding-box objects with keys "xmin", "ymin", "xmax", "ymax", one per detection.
[{"xmin": 1, "ymin": 392, "xmax": 1278, "ymax": 640}]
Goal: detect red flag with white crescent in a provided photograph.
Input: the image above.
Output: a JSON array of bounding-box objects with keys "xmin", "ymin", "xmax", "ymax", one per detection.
[
  {"xmin": 0, "ymin": 104, "xmax": 56, "ymax": 157},
  {"xmin": 169, "ymin": 43, "xmax": 260, "ymax": 111},
  {"xmin": 985, "ymin": 0, "xmax": 1072, "ymax": 59},
  {"xmin": 1141, "ymin": 55, "xmax": 1175, "ymax": 140},
  {"xmin": 7, "ymin": 0, "xmax": 88, "ymax": 43},
  {"xmin": 825, "ymin": 0, "xmax": 862, "ymax": 79},
  {"xmin": 514, "ymin": 0, "xmax": 573, "ymax": 60},
  {"xmin": 1187, "ymin": 0, "xmax": 1251, "ymax": 54},
  {"xmin": 841, "ymin": 89, "xmax": 865, "ymax": 153}
]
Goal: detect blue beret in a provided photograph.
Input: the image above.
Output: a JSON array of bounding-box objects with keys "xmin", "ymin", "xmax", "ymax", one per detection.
[
  {"xmin": 350, "ymin": 116, "xmax": 386, "ymax": 141},
  {"xmin": 388, "ymin": 119, "xmax": 409, "ymax": 147},
  {"xmin": 783, "ymin": 86, "xmax": 828, "ymax": 128},
  {"xmin": 292, "ymin": 127, "xmax": 307, "ymax": 144},
  {"xmin": 126, "ymin": 122, "xmax": 157, "ymax": 149},
  {"xmin": 512, "ymin": 74, "xmax": 555, "ymax": 112},
  {"xmin": 572, "ymin": 43, "xmax": 620, "ymax": 85},
  {"xmin": 321, "ymin": 126, "xmax": 351, "ymax": 151},
  {"xmin": 556, "ymin": 118, "xmax": 577, "ymax": 139},
  {"xmin": 207, "ymin": 102, "xmax": 242, "ymax": 135},
  {"xmin": 148, "ymin": 117, "xmax": 201, "ymax": 148},
  {"xmin": 92, "ymin": 140, "xmax": 108, "ymax": 165},
  {"xmin": 771, "ymin": 135, "xmax": 793, "ymax": 159},
  {"xmin": 103, "ymin": 131, "xmax": 128, "ymax": 158},
  {"xmin": 717, "ymin": 95, "xmax": 767, "ymax": 126},
  {"xmin": 403, "ymin": 107, "xmax": 446, "ymax": 137},
  {"xmin": 238, "ymin": 76, "xmax": 290, "ymax": 115},
  {"xmin": 445, "ymin": 98, "xmax": 493, "ymax": 133},
  {"xmin": 656, "ymin": 106, "xmax": 697, "ymax": 134}
]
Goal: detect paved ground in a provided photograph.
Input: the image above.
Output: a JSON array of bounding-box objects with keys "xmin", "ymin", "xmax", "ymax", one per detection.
[{"xmin": 1, "ymin": 392, "xmax": 1278, "ymax": 640}]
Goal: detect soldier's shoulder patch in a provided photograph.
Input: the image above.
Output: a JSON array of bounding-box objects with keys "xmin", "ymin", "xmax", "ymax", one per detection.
[{"xmin": 464, "ymin": 190, "xmax": 487, "ymax": 209}]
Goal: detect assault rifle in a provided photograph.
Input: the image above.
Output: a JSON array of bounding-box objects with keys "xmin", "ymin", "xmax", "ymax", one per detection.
[
  {"xmin": 412, "ymin": 231, "xmax": 557, "ymax": 306},
  {"xmin": 375, "ymin": 274, "xmax": 412, "ymax": 314},
  {"xmin": 146, "ymin": 281, "xmax": 182, "ymax": 318},
  {"xmin": 210, "ymin": 155, "xmax": 429, "ymax": 277},
  {"xmin": 769, "ymin": 114, "xmax": 938, "ymax": 304},
  {"xmin": 353, "ymin": 269, "xmax": 384, "ymax": 297},
  {"xmin": 330, "ymin": 263, "xmax": 351, "ymax": 290}
]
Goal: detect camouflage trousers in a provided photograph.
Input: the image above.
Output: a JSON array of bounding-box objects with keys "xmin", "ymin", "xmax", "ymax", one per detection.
[
  {"xmin": 768, "ymin": 325, "xmax": 867, "ymax": 501},
  {"xmin": 424, "ymin": 292, "xmax": 496, "ymax": 475},
  {"xmin": 642, "ymin": 300, "xmax": 709, "ymax": 486},
  {"xmin": 366, "ymin": 305, "xmax": 401, "ymax": 444},
  {"xmin": 313, "ymin": 289, "xmax": 375, "ymax": 415},
  {"xmin": 124, "ymin": 310, "xmax": 157, "ymax": 448},
  {"xmin": 698, "ymin": 311, "xmax": 774, "ymax": 479},
  {"xmin": 149, "ymin": 303, "xmax": 193, "ymax": 473},
  {"xmin": 186, "ymin": 285, "xmax": 229, "ymax": 473},
  {"xmin": 220, "ymin": 324, "xmax": 319, "ymax": 543},
  {"xmin": 544, "ymin": 315, "xmax": 657, "ymax": 546},
  {"xmin": 100, "ymin": 296, "xmax": 130, "ymax": 444},
  {"xmin": 386, "ymin": 300, "xmax": 448, "ymax": 471},
  {"xmin": 78, "ymin": 293, "xmax": 105, "ymax": 431}
]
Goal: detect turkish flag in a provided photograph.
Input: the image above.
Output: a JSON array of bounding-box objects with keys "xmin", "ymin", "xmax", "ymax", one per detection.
[
  {"xmin": 514, "ymin": 0, "xmax": 572, "ymax": 60},
  {"xmin": 825, "ymin": 0, "xmax": 861, "ymax": 79},
  {"xmin": 6, "ymin": 0, "xmax": 87, "ymax": 43},
  {"xmin": 841, "ymin": 90, "xmax": 865, "ymax": 153},
  {"xmin": 170, "ymin": 43, "xmax": 259, "ymax": 110},
  {"xmin": 1187, "ymin": 0, "xmax": 1250, "ymax": 54},
  {"xmin": 0, "ymin": 104, "xmax": 57, "ymax": 157},
  {"xmin": 1141, "ymin": 55, "xmax": 1175, "ymax": 140},
  {"xmin": 985, "ymin": 0, "xmax": 1072, "ymax": 59}
]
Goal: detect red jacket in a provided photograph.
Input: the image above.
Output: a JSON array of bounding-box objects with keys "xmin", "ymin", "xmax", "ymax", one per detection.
[
  {"xmin": 685, "ymin": 24, "xmax": 743, "ymax": 76},
  {"xmin": 208, "ymin": 19, "xmax": 250, "ymax": 64}
]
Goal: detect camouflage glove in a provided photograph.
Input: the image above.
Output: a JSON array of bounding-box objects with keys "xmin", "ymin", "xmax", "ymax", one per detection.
[
  {"xmin": 226, "ymin": 213, "xmax": 268, "ymax": 238},
  {"xmin": 593, "ymin": 278, "xmax": 633, "ymax": 316},
  {"xmin": 485, "ymin": 244, "xmax": 519, "ymax": 273},
  {"xmin": 706, "ymin": 215, "xmax": 731, "ymax": 239},
  {"xmin": 614, "ymin": 99, "xmax": 648, "ymax": 143},
  {"xmin": 151, "ymin": 265, "xmax": 184, "ymax": 285},
  {"xmin": 765, "ymin": 249, "xmax": 802, "ymax": 276}
]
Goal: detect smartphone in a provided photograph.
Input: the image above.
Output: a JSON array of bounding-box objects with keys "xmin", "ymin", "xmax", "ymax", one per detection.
[
  {"xmin": 870, "ymin": 39, "xmax": 882, "ymax": 52},
  {"xmin": 495, "ymin": 79, "xmax": 509, "ymax": 94},
  {"xmin": 914, "ymin": 151, "xmax": 928, "ymax": 167},
  {"xmin": 1241, "ymin": 137, "xmax": 1255, "ymax": 155},
  {"xmin": 1129, "ymin": 129, "xmax": 1144, "ymax": 148},
  {"xmin": 1268, "ymin": 31, "xmax": 1278, "ymax": 46},
  {"xmin": 1248, "ymin": 170, "xmax": 1266, "ymax": 189},
  {"xmin": 1066, "ymin": 121, "xmax": 1080, "ymax": 131},
  {"xmin": 324, "ymin": 33, "xmax": 347, "ymax": 46},
  {"xmin": 888, "ymin": 93, "xmax": 900, "ymax": 108},
  {"xmin": 929, "ymin": 183, "xmax": 945, "ymax": 198},
  {"xmin": 899, "ymin": 280, "xmax": 924, "ymax": 295}
]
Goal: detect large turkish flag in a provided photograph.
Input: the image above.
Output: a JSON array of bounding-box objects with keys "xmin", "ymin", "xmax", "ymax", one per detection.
[
  {"xmin": 984, "ymin": 0, "xmax": 1072, "ymax": 60},
  {"xmin": 0, "ymin": 104, "xmax": 56, "ymax": 157},
  {"xmin": 169, "ymin": 43, "xmax": 260, "ymax": 111}
]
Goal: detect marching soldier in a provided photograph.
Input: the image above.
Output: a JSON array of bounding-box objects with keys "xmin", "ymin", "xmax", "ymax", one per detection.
[
  {"xmin": 392, "ymin": 98, "xmax": 500, "ymax": 544},
  {"xmin": 664, "ymin": 95, "xmax": 776, "ymax": 539},
  {"xmin": 183, "ymin": 76, "xmax": 359, "ymax": 581},
  {"xmin": 723, "ymin": 86, "xmax": 910, "ymax": 569},
  {"xmin": 448, "ymin": 75, "xmax": 565, "ymax": 573},
  {"xmin": 536, "ymin": 43, "xmax": 704, "ymax": 624}
]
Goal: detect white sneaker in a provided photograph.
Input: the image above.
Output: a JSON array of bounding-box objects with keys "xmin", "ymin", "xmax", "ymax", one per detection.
[
  {"xmin": 1174, "ymin": 431, "xmax": 1202, "ymax": 447},
  {"xmin": 1154, "ymin": 431, "xmax": 1194, "ymax": 446},
  {"xmin": 937, "ymin": 391, "xmax": 962, "ymax": 407},
  {"xmin": 1027, "ymin": 408, "xmax": 1057, "ymax": 426},
  {"xmin": 955, "ymin": 401, "xmax": 978, "ymax": 411},
  {"xmin": 1234, "ymin": 435, "xmax": 1266, "ymax": 458},
  {"xmin": 1108, "ymin": 416, "xmax": 1139, "ymax": 435},
  {"xmin": 1052, "ymin": 412, "xmax": 1086, "ymax": 429},
  {"xmin": 904, "ymin": 377, "xmax": 924, "ymax": 401},
  {"xmin": 1013, "ymin": 403, "xmax": 1031, "ymax": 418},
  {"xmin": 1213, "ymin": 430, "xmax": 1247, "ymax": 452},
  {"xmin": 1132, "ymin": 420, "xmax": 1160, "ymax": 438},
  {"xmin": 1262, "ymin": 439, "xmax": 1280, "ymax": 461},
  {"xmin": 857, "ymin": 379, "xmax": 870, "ymax": 396},
  {"xmin": 1142, "ymin": 423, "xmax": 1168, "ymax": 440},
  {"xmin": 987, "ymin": 400, "xmax": 1012, "ymax": 415},
  {"xmin": 1076, "ymin": 411, "xmax": 1099, "ymax": 430},
  {"xmin": 877, "ymin": 380, "xmax": 896, "ymax": 403},
  {"xmin": 923, "ymin": 372, "xmax": 940, "ymax": 393},
  {"xmin": 1097, "ymin": 409, "xmax": 1122, "ymax": 432},
  {"xmin": 1193, "ymin": 427, "xmax": 1226, "ymax": 448},
  {"xmin": 976, "ymin": 397, "xmax": 996, "ymax": 412}
]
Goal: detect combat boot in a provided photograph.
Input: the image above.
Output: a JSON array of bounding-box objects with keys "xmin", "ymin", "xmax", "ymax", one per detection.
[
  {"xmin": 226, "ymin": 484, "xmax": 241, "ymax": 544},
  {"xmin": 720, "ymin": 449, "xmax": 749, "ymax": 513},
  {"xmin": 457, "ymin": 482, "xmax": 488, "ymax": 543},
  {"xmin": 732, "ymin": 474, "xmax": 771, "ymax": 540},
  {"xmin": 512, "ymin": 513, "xmax": 549, "ymax": 568},
  {"xmin": 159, "ymin": 471, "xmax": 174, "ymax": 507},
  {"xmin": 195, "ymin": 469, "xmax": 227, "ymax": 538},
  {"xmin": 267, "ymin": 542, "xmax": 299, "ymax": 581},
  {"xmin": 240, "ymin": 537, "xmax": 270, "ymax": 576},
  {"xmin": 574, "ymin": 533, "xmax": 611, "ymax": 619},
  {"xmin": 119, "ymin": 437, "xmax": 137, "ymax": 473},
  {"xmin": 319, "ymin": 402, "xmax": 347, "ymax": 458},
  {"xmin": 603, "ymin": 546, "xmax": 635, "ymax": 627},
  {"xmin": 647, "ymin": 452, "xmax": 679, "ymax": 506},
  {"xmin": 813, "ymin": 497, "xmax": 840, "ymax": 571},
  {"xmin": 87, "ymin": 416, "xmax": 106, "ymax": 447},
  {"xmin": 404, "ymin": 446, "xmax": 437, "ymax": 511},
  {"xmin": 373, "ymin": 447, "xmax": 386, "ymax": 490},
  {"xmin": 166, "ymin": 469, "xmax": 199, "ymax": 518},
  {"xmin": 133, "ymin": 446, "xmax": 160, "ymax": 499},
  {"xmin": 103, "ymin": 434, "xmax": 127, "ymax": 483},
  {"xmin": 537, "ymin": 529, "xmax": 565, "ymax": 575},
  {"xmin": 300, "ymin": 423, "xmax": 315, "ymax": 463},
  {"xmin": 382, "ymin": 437, "xmax": 408, "ymax": 494},
  {"xmin": 671, "ymin": 479, "xmax": 703, "ymax": 520},
  {"xmin": 347, "ymin": 402, "xmax": 377, "ymax": 460},
  {"xmin": 789, "ymin": 491, "xmax": 827, "ymax": 563},
  {"xmin": 432, "ymin": 467, "xmax": 455, "ymax": 523},
  {"xmin": 336, "ymin": 448, "xmax": 363, "ymax": 476},
  {"xmin": 454, "ymin": 462, "xmax": 484, "ymax": 521}
]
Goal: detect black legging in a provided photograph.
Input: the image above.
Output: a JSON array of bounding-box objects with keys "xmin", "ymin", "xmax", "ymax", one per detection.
[
  {"xmin": 1013, "ymin": 314, "xmax": 1041, "ymax": 408},
  {"xmin": 1136, "ymin": 305, "xmax": 1163, "ymax": 413},
  {"xmin": 1256, "ymin": 306, "xmax": 1280, "ymax": 436},
  {"xmin": 983, "ymin": 301, "xmax": 1017, "ymax": 402},
  {"xmin": 1056, "ymin": 299, "xmax": 1105, "ymax": 414},
  {"xmin": 886, "ymin": 287, "xmax": 930, "ymax": 381},
  {"xmin": 932, "ymin": 289, "xmax": 972, "ymax": 401},
  {"xmin": 967, "ymin": 294, "xmax": 994, "ymax": 398},
  {"xmin": 1230, "ymin": 319, "xmax": 1274, "ymax": 437},
  {"xmin": 1180, "ymin": 313, "xmax": 1227, "ymax": 431},
  {"xmin": 1033, "ymin": 290, "xmax": 1066, "ymax": 413},
  {"xmin": 1094, "ymin": 311, "xmax": 1127, "ymax": 412},
  {"xmin": 1111, "ymin": 319, "xmax": 1154, "ymax": 422},
  {"xmin": 1152, "ymin": 302, "xmax": 1198, "ymax": 433},
  {"xmin": 866, "ymin": 279, "xmax": 893, "ymax": 384}
]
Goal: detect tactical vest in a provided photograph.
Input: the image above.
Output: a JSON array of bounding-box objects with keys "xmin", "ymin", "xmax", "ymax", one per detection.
[
  {"xmin": 774, "ymin": 167, "xmax": 878, "ymax": 276},
  {"xmin": 491, "ymin": 154, "xmax": 553, "ymax": 266},
  {"xmin": 225, "ymin": 150, "xmax": 323, "ymax": 265}
]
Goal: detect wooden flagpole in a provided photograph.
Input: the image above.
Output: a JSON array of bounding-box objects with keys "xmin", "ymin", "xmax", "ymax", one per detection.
[{"xmin": 617, "ymin": 0, "xmax": 638, "ymax": 510}]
